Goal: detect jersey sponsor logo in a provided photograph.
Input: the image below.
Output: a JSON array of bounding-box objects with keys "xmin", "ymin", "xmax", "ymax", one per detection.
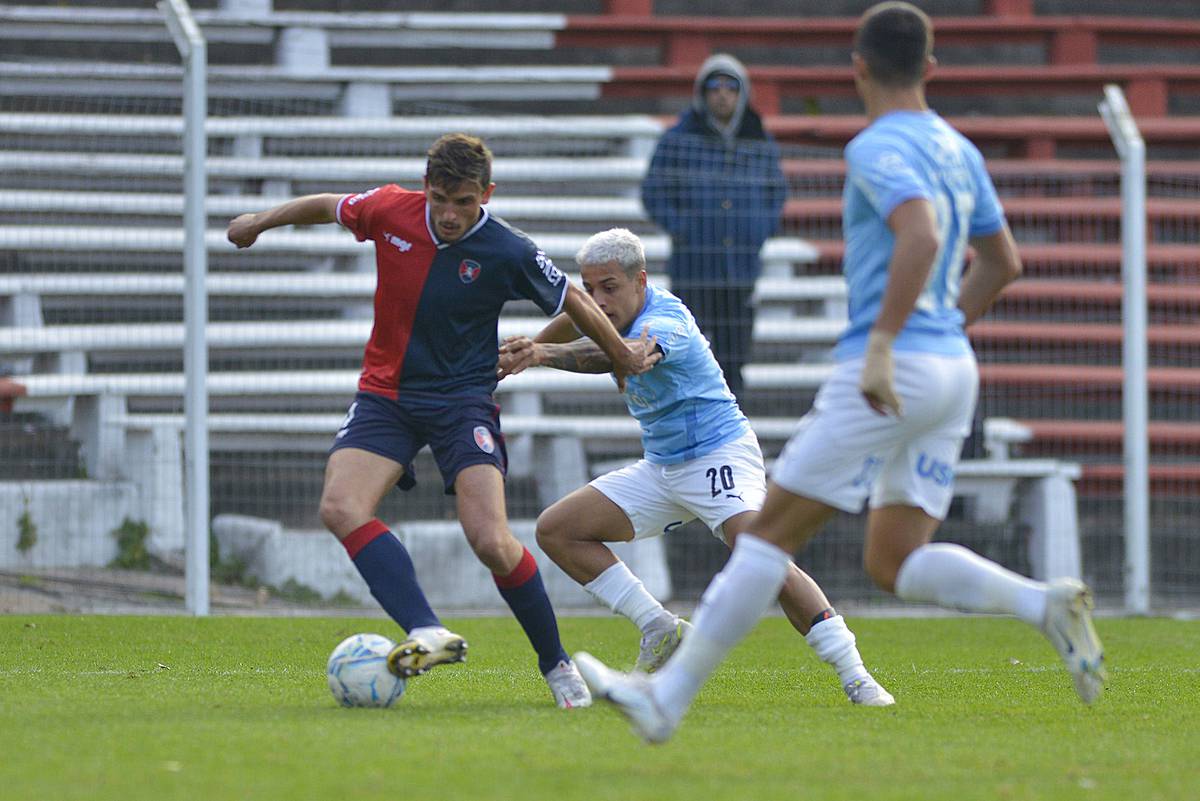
[
  {"xmin": 346, "ymin": 187, "xmax": 380, "ymax": 207},
  {"xmin": 916, "ymin": 452, "xmax": 954, "ymax": 487},
  {"xmin": 534, "ymin": 250, "xmax": 564, "ymax": 286},
  {"xmin": 473, "ymin": 425, "xmax": 496, "ymax": 454},
  {"xmin": 458, "ymin": 259, "xmax": 482, "ymax": 284},
  {"xmin": 663, "ymin": 521, "xmax": 685, "ymax": 534},
  {"xmin": 383, "ymin": 232, "xmax": 413, "ymax": 253}
]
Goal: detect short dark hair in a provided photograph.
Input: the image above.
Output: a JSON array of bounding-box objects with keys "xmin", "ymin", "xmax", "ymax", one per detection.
[
  {"xmin": 425, "ymin": 133, "xmax": 492, "ymax": 192},
  {"xmin": 853, "ymin": 2, "xmax": 933, "ymax": 88}
]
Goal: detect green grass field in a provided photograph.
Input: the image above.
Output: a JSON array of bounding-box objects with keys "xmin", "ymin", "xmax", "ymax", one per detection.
[{"xmin": 1, "ymin": 614, "xmax": 1196, "ymax": 801}]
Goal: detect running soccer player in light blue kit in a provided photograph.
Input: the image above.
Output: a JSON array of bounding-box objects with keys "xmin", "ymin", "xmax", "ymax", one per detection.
[
  {"xmin": 498, "ymin": 227, "xmax": 893, "ymax": 706},
  {"xmin": 575, "ymin": 2, "xmax": 1107, "ymax": 744}
]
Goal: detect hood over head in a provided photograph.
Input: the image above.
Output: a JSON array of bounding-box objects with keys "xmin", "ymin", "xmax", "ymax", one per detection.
[{"xmin": 691, "ymin": 53, "xmax": 752, "ymax": 146}]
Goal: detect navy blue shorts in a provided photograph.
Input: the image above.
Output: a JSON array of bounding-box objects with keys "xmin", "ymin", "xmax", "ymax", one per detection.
[{"xmin": 329, "ymin": 390, "xmax": 507, "ymax": 495}]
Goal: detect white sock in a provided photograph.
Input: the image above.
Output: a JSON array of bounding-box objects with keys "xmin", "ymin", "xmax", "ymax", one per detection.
[
  {"xmin": 894, "ymin": 542, "xmax": 1047, "ymax": 626},
  {"xmin": 805, "ymin": 615, "xmax": 869, "ymax": 686},
  {"xmin": 584, "ymin": 561, "xmax": 674, "ymax": 633},
  {"xmin": 652, "ymin": 535, "xmax": 791, "ymax": 720}
]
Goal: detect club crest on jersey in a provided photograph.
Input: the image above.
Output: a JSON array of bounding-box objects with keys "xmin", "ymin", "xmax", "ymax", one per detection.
[
  {"xmin": 459, "ymin": 259, "xmax": 482, "ymax": 284},
  {"xmin": 473, "ymin": 425, "xmax": 496, "ymax": 454}
]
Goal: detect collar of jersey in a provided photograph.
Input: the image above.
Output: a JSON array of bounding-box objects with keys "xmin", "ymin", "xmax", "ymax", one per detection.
[{"xmin": 426, "ymin": 205, "xmax": 490, "ymax": 249}]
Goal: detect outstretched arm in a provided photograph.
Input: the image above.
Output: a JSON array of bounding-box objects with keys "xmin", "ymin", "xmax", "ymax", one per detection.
[
  {"xmin": 533, "ymin": 313, "xmax": 583, "ymax": 345},
  {"xmin": 226, "ymin": 193, "xmax": 343, "ymax": 249},
  {"xmin": 498, "ymin": 327, "xmax": 661, "ymax": 379},
  {"xmin": 560, "ymin": 283, "xmax": 649, "ymax": 390}
]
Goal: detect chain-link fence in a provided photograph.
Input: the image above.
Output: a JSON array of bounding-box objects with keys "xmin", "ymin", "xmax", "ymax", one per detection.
[{"xmin": 1, "ymin": 3, "xmax": 1195, "ymax": 616}]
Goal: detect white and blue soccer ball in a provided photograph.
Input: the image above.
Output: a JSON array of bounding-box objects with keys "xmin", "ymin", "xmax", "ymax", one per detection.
[{"xmin": 327, "ymin": 633, "xmax": 407, "ymax": 708}]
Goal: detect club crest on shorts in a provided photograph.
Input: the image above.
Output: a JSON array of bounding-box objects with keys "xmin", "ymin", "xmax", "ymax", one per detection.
[
  {"xmin": 473, "ymin": 425, "xmax": 496, "ymax": 454},
  {"xmin": 458, "ymin": 259, "xmax": 482, "ymax": 284}
]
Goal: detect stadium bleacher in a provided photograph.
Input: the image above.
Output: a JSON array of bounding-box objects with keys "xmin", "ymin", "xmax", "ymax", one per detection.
[{"xmin": 2, "ymin": 0, "xmax": 1198, "ymax": 604}]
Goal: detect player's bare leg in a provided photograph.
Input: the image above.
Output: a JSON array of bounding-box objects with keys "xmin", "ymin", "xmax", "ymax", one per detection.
[
  {"xmin": 721, "ymin": 513, "xmax": 894, "ymax": 705},
  {"xmin": 873, "ymin": 504, "xmax": 1105, "ymax": 704},
  {"xmin": 319, "ymin": 449, "xmax": 465, "ymax": 679},
  {"xmin": 537, "ymin": 486, "xmax": 687, "ymax": 672},
  {"xmin": 459, "ymin": 465, "xmax": 589, "ymax": 707},
  {"xmin": 581, "ymin": 484, "xmax": 835, "ymax": 742}
]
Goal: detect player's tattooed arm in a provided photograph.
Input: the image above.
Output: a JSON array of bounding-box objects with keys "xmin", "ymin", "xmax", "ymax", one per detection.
[
  {"xmin": 498, "ymin": 326, "xmax": 661, "ymax": 379},
  {"xmin": 538, "ymin": 339, "xmax": 614, "ymax": 373}
]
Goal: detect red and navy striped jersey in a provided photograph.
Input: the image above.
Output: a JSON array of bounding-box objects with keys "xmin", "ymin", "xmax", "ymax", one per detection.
[{"xmin": 337, "ymin": 184, "xmax": 567, "ymax": 397}]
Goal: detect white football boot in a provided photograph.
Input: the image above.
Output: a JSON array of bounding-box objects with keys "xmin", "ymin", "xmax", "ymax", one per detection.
[
  {"xmin": 575, "ymin": 652, "xmax": 677, "ymax": 744},
  {"xmin": 1041, "ymin": 578, "xmax": 1107, "ymax": 704},
  {"xmin": 387, "ymin": 626, "xmax": 468, "ymax": 678},
  {"xmin": 635, "ymin": 618, "xmax": 693, "ymax": 674},
  {"xmin": 843, "ymin": 676, "xmax": 896, "ymax": 707},
  {"xmin": 544, "ymin": 659, "xmax": 593, "ymax": 709}
]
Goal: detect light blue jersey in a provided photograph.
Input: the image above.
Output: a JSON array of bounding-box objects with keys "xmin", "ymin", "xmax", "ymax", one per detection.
[
  {"xmin": 835, "ymin": 110, "xmax": 1006, "ymax": 361},
  {"xmin": 619, "ymin": 283, "xmax": 751, "ymax": 464}
]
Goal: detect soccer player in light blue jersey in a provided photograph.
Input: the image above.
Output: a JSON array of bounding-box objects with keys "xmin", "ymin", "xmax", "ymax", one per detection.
[
  {"xmin": 574, "ymin": 1, "xmax": 1107, "ymax": 744},
  {"xmin": 498, "ymin": 228, "xmax": 893, "ymax": 706}
]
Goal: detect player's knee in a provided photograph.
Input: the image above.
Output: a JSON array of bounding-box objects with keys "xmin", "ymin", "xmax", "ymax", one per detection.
[
  {"xmin": 318, "ymin": 491, "xmax": 364, "ymax": 539},
  {"xmin": 465, "ymin": 525, "xmax": 513, "ymax": 568},
  {"xmin": 534, "ymin": 508, "xmax": 568, "ymax": 553},
  {"xmin": 863, "ymin": 550, "xmax": 900, "ymax": 594}
]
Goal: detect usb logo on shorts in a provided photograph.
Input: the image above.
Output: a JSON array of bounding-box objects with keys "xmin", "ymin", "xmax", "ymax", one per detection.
[
  {"xmin": 473, "ymin": 425, "xmax": 495, "ymax": 454},
  {"xmin": 916, "ymin": 453, "xmax": 954, "ymax": 487}
]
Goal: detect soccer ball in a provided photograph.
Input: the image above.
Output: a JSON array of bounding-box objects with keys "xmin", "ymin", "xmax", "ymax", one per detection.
[{"xmin": 326, "ymin": 633, "xmax": 407, "ymax": 708}]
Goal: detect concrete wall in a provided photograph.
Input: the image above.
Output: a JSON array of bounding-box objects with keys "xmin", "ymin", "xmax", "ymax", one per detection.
[{"xmin": 213, "ymin": 513, "xmax": 671, "ymax": 610}]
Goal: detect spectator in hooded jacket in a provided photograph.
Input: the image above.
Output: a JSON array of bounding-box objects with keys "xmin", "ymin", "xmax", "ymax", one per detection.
[{"xmin": 641, "ymin": 53, "xmax": 788, "ymax": 398}]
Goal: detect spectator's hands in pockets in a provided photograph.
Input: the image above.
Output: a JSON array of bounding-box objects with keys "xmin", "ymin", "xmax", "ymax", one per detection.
[
  {"xmin": 497, "ymin": 336, "xmax": 538, "ymax": 379},
  {"xmin": 860, "ymin": 329, "xmax": 902, "ymax": 416},
  {"xmin": 226, "ymin": 213, "xmax": 262, "ymax": 249}
]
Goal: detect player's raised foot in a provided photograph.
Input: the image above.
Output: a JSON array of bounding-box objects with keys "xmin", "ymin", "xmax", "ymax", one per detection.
[
  {"xmin": 635, "ymin": 617, "xmax": 693, "ymax": 673},
  {"xmin": 843, "ymin": 676, "xmax": 895, "ymax": 707},
  {"xmin": 575, "ymin": 652, "xmax": 676, "ymax": 744},
  {"xmin": 1041, "ymin": 578, "xmax": 1107, "ymax": 704},
  {"xmin": 544, "ymin": 659, "xmax": 593, "ymax": 709},
  {"xmin": 386, "ymin": 626, "xmax": 467, "ymax": 678}
]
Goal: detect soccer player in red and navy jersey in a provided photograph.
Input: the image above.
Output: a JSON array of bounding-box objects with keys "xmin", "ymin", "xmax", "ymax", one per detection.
[{"xmin": 226, "ymin": 133, "xmax": 656, "ymax": 708}]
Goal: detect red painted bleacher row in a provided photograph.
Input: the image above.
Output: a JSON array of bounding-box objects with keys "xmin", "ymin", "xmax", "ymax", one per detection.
[
  {"xmin": 768, "ymin": 117, "xmax": 1200, "ymax": 159},
  {"xmin": 781, "ymin": 157, "xmax": 1200, "ymax": 184},
  {"xmin": 607, "ymin": 63, "xmax": 1200, "ymax": 118},
  {"xmin": 1007, "ymin": 419, "xmax": 1200, "ymax": 451},
  {"xmin": 809, "ymin": 242, "xmax": 1200, "ymax": 279},
  {"xmin": 784, "ymin": 196, "xmax": 1198, "ymax": 222},
  {"xmin": 564, "ymin": 15, "xmax": 1200, "ymax": 71}
]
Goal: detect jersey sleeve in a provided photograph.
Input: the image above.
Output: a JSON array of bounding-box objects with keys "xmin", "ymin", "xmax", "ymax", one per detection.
[
  {"xmin": 966, "ymin": 145, "xmax": 1006, "ymax": 237},
  {"xmin": 847, "ymin": 137, "xmax": 932, "ymax": 220},
  {"xmin": 511, "ymin": 241, "xmax": 568, "ymax": 317},
  {"xmin": 335, "ymin": 184, "xmax": 392, "ymax": 243},
  {"xmin": 637, "ymin": 313, "xmax": 689, "ymax": 364}
]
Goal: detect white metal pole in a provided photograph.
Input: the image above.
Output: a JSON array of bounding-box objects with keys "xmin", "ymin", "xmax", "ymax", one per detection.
[
  {"xmin": 160, "ymin": 0, "xmax": 210, "ymax": 616},
  {"xmin": 1099, "ymin": 85, "xmax": 1150, "ymax": 615}
]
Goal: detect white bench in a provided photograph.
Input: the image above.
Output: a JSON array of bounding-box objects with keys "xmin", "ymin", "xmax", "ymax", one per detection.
[
  {"xmin": 1, "ymin": 364, "xmax": 1081, "ymax": 583},
  {"xmin": 0, "ymin": 8, "xmax": 571, "ymax": 75},
  {"xmin": 0, "ymin": 113, "xmax": 666, "ymax": 161},
  {"xmin": 0, "ymin": 271, "xmax": 845, "ymax": 305},
  {"xmin": 0, "ymin": 316, "xmax": 843, "ymax": 359},
  {"xmin": 0, "ymin": 226, "xmax": 821, "ymax": 293},
  {"xmin": 0, "ymin": 61, "xmax": 612, "ymax": 110}
]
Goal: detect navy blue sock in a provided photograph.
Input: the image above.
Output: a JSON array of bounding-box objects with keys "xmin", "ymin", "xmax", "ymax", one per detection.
[
  {"xmin": 343, "ymin": 520, "xmax": 440, "ymax": 632},
  {"xmin": 495, "ymin": 548, "xmax": 569, "ymax": 675}
]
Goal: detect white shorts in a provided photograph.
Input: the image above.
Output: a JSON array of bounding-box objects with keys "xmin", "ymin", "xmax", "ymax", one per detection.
[
  {"xmin": 771, "ymin": 352, "xmax": 978, "ymax": 519},
  {"xmin": 590, "ymin": 430, "xmax": 767, "ymax": 543}
]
